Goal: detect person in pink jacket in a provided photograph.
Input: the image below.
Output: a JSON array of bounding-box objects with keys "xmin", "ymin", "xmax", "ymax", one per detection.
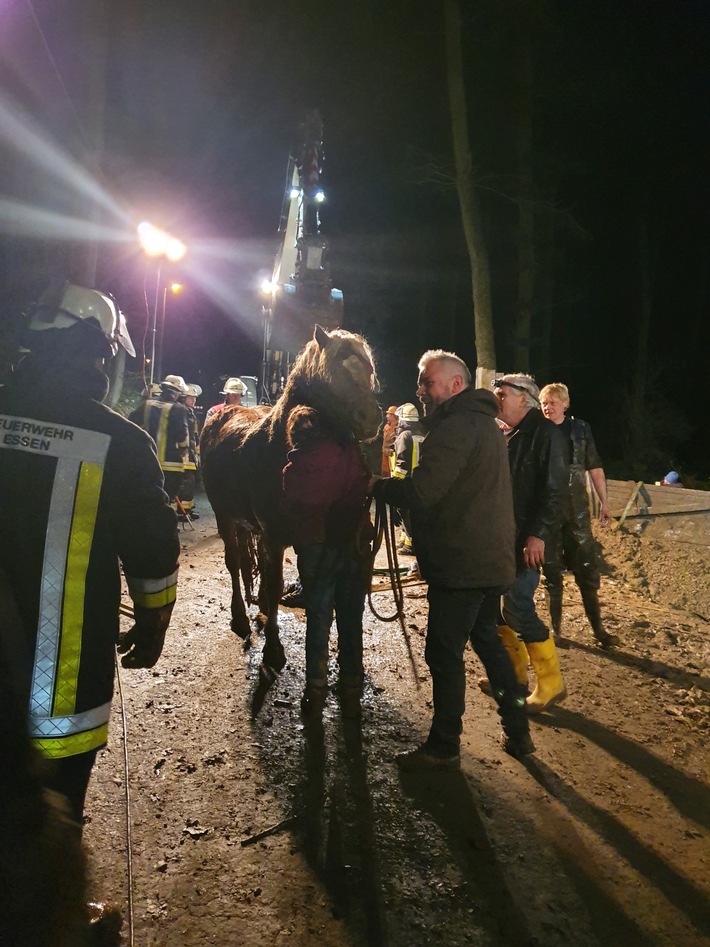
[{"xmin": 282, "ymin": 406, "xmax": 373, "ymax": 718}]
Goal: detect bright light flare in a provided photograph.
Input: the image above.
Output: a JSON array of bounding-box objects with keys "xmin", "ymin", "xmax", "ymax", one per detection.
[
  {"xmin": 137, "ymin": 221, "xmax": 186, "ymax": 261},
  {"xmin": 0, "ymin": 93, "xmax": 128, "ymax": 225},
  {"xmin": 260, "ymin": 279, "xmax": 275, "ymax": 296},
  {"xmin": 313, "ymin": 189, "xmax": 325, "ymax": 203}
]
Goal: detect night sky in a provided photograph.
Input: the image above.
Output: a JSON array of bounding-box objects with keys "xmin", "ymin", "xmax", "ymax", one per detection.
[{"xmin": 0, "ymin": 0, "xmax": 707, "ymax": 478}]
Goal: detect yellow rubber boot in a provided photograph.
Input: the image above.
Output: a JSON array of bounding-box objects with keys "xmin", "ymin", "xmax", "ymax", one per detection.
[
  {"xmin": 498, "ymin": 624, "xmax": 530, "ymax": 688},
  {"xmin": 477, "ymin": 625, "xmax": 529, "ymax": 696},
  {"xmin": 525, "ymin": 638, "xmax": 567, "ymax": 714}
]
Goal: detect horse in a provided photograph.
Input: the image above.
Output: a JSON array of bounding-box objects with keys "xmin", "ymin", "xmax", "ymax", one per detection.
[{"xmin": 200, "ymin": 325, "xmax": 382, "ymax": 673}]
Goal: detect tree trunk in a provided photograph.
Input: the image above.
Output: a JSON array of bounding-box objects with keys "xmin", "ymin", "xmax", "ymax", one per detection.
[
  {"xmin": 444, "ymin": 0, "xmax": 496, "ymax": 371},
  {"xmin": 625, "ymin": 209, "xmax": 652, "ymax": 476},
  {"xmin": 514, "ymin": 19, "xmax": 535, "ymax": 372}
]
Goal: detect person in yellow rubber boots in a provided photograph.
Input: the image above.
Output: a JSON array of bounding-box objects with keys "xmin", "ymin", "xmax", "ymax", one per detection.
[{"xmin": 493, "ymin": 373, "xmax": 569, "ymax": 713}]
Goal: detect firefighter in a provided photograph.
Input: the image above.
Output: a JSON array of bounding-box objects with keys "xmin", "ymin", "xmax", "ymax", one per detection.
[
  {"xmin": 380, "ymin": 404, "xmax": 399, "ymax": 477},
  {"xmin": 0, "ymin": 281, "xmax": 179, "ymax": 938},
  {"xmin": 129, "ymin": 373, "xmax": 190, "ymax": 512},
  {"xmin": 390, "ymin": 402, "xmax": 425, "ymax": 562},
  {"xmin": 205, "ymin": 376, "xmax": 247, "ymax": 422},
  {"xmin": 178, "ymin": 382, "xmax": 202, "ymax": 518}
]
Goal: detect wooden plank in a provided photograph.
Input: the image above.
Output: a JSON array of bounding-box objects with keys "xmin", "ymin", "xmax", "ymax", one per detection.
[{"xmin": 606, "ymin": 480, "xmax": 710, "ymax": 518}]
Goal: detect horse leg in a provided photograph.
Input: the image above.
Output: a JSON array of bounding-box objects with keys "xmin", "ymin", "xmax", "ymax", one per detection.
[
  {"xmin": 260, "ymin": 541, "xmax": 287, "ymax": 673},
  {"xmin": 216, "ymin": 514, "xmax": 251, "ymax": 642},
  {"xmin": 255, "ymin": 537, "xmax": 269, "ymax": 615}
]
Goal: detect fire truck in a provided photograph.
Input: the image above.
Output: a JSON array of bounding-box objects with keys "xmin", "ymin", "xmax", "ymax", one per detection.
[{"xmin": 259, "ymin": 110, "xmax": 343, "ymax": 402}]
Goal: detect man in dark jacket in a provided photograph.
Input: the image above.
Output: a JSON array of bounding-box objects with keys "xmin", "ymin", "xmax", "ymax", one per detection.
[
  {"xmin": 373, "ymin": 350, "xmax": 534, "ymax": 768},
  {"xmin": 493, "ymin": 373, "xmax": 569, "ymax": 713}
]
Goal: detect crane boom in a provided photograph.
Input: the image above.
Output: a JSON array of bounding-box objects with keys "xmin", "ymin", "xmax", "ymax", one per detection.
[{"xmin": 260, "ymin": 110, "xmax": 343, "ymax": 402}]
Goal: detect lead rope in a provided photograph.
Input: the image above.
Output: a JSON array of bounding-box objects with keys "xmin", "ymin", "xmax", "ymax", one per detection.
[
  {"xmin": 114, "ymin": 637, "xmax": 136, "ymax": 947},
  {"xmin": 366, "ymin": 496, "xmax": 420, "ymax": 687}
]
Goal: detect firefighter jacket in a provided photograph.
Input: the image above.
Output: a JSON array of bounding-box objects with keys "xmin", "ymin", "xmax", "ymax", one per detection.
[
  {"xmin": 0, "ymin": 361, "xmax": 180, "ymax": 760},
  {"xmin": 505, "ymin": 408, "xmax": 569, "ymax": 570},
  {"xmin": 390, "ymin": 419, "xmax": 425, "ymax": 478},
  {"xmin": 374, "ymin": 388, "xmax": 516, "ymax": 589},
  {"xmin": 185, "ymin": 406, "xmax": 201, "ymax": 471},
  {"xmin": 129, "ymin": 396, "xmax": 190, "ymax": 474}
]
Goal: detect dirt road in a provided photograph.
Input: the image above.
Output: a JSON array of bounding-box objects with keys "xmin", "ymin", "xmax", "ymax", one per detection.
[{"xmin": 84, "ymin": 495, "xmax": 710, "ymax": 946}]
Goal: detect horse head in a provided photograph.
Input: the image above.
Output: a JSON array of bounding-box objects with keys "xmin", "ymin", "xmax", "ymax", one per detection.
[{"xmin": 276, "ymin": 325, "xmax": 382, "ymax": 441}]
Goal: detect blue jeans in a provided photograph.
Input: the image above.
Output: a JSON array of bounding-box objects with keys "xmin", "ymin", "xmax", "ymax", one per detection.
[
  {"xmin": 297, "ymin": 543, "xmax": 366, "ymax": 686},
  {"xmin": 502, "ymin": 567, "xmax": 551, "ymax": 643},
  {"xmin": 425, "ymin": 585, "xmax": 529, "ymax": 758}
]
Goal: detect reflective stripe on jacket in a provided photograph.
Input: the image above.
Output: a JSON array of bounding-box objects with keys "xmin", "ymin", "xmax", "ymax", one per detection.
[
  {"xmin": 1, "ymin": 378, "xmax": 180, "ymax": 761},
  {"xmin": 130, "ymin": 398, "xmax": 189, "ymax": 472}
]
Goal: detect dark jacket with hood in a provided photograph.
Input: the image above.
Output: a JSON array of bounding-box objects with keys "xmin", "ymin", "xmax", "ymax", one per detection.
[
  {"xmin": 506, "ymin": 408, "xmax": 568, "ymax": 569},
  {"xmin": 374, "ymin": 387, "xmax": 515, "ymax": 589}
]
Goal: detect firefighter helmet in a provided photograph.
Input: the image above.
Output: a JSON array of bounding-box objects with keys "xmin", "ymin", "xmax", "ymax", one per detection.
[
  {"xmin": 27, "ymin": 281, "xmax": 136, "ymax": 358},
  {"xmin": 161, "ymin": 374, "xmax": 189, "ymax": 395},
  {"xmin": 396, "ymin": 403, "xmax": 420, "ymax": 422},
  {"xmin": 185, "ymin": 383, "xmax": 202, "ymax": 398},
  {"xmin": 221, "ymin": 377, "xmax": 247, "ymax": 395}
]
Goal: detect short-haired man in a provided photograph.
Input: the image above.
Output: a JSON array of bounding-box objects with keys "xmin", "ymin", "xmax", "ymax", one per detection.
[
  {"xmin": 539, "ymin": 382, "xmax": 617, "ymax": 648},
  {"xmin": 373, "ymin": 351, "xmax": 534, "ymax": 768},
  {"xmin": 493, "ymin": 373, "xmax": 569, "ymax": 713}
]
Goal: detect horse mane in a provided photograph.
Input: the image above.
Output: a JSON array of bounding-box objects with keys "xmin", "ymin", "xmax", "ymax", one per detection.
[{"xmin": 266, "ymin": 330, "xmax": 377, "ymax": 444}]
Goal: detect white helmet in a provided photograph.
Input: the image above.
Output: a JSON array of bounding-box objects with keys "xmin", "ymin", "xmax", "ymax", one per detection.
[
  {"xmin": 221, "ymin": 377, "xmax": 247, "ymax": 395},
  {"xmin": 185, "ymin": 383, "xmax": 202, "ymax": 398},
  {"xmin": 396, "ymin": 402, "xmax": 420, "ymax": 422},
  {"xmin": 27, "ymin": 281, "xmax": 136, "ymax": 357},
  {"xmin": 161, "ymin": 374, "xmax": 189, "ymax": 395}
]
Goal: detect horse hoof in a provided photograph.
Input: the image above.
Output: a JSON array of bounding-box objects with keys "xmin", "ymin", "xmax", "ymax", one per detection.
[
  {"xmin": 231, "ymin": 620, "xmax": 251, "ymax": 643},
  {"xmin": 262, "ymin": 644, "xmax": 287, "ymax": 674}
]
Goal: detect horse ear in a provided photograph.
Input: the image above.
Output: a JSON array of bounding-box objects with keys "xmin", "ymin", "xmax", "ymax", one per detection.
[{"xmin": 314, "ymin": 324, "xmax": 329, "ymax": 348}]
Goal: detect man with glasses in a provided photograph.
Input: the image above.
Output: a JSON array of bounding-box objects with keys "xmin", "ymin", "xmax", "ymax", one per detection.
[{"xmin": 492, "ymin": 373, "xmax": 569, "ymax": 713}]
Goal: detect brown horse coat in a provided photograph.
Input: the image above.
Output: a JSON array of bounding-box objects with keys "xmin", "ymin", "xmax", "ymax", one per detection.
[{"xmin": 201, "ymin": 326, "xmax": 381, "ymax": 672}]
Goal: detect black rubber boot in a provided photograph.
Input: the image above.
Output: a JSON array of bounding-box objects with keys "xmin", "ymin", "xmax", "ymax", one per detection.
[
  {"xmin": 545, "ymin": 586, "xmax": 564, "ymax": 645},
  {"xmin": 580, "ymin": 588, "xmax": 618, "ymax": 648}
]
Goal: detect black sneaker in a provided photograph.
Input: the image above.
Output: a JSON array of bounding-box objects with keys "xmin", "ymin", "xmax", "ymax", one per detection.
[{"xmin": 396, "ymin": 744, "xmax": 460, "ymax": 772}]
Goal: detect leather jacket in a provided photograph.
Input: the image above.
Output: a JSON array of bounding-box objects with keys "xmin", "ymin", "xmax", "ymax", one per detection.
[{"xmin": 506, "ymin": 408, "xmax": 568, "ymax": 568}]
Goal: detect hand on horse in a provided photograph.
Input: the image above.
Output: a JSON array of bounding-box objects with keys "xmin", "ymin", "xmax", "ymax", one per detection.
[{"xmin": 118, "ymin": 603, "xmax": 174, "ymax": 668}]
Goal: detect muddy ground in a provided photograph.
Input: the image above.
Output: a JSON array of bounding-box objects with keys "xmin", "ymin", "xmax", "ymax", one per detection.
[{"xmin": 85, "ymin": 491, "xmax": 710, "ymax": 946}]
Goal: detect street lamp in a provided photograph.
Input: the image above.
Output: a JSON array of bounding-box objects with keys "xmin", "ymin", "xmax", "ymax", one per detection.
[
  {"xmin": 137, "ymin": 222, "xmax": 187, "ymax": 386},
  {"xmin": 155, "ymin": 282, "xmax": 184, "ymax": 384}
]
